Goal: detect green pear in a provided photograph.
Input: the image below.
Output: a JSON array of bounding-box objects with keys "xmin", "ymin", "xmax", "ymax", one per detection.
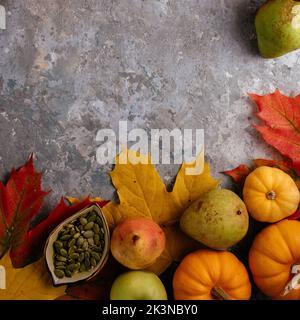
[
  {"xmin": 255, "ymin": 0, "xmax": 300, "ymax": 58},
  {"xmin": 180, "ymin": 189, "xmax": 249, "ymax": 250}
]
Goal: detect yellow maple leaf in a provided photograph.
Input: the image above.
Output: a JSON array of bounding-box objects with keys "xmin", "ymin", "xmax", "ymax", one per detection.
[
  {"xmin": 0, "ymin": 254, "xmax": 66, "ymax": 300},
  {"xmin": 101, "ymin": 148, "xmax": 219, "ymax": 274}
]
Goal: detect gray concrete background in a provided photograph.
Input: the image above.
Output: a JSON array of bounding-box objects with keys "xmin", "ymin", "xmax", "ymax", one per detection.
[{"xmin": 0, "ymin": 0, "xmax": 298, "ymax": 208}]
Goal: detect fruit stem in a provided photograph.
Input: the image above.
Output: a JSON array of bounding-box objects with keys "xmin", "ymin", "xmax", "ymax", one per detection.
[
  {"xmin": 211, "ymin": 286, "xmax": 233, "ymax": 300},
  {"xmin": 281, "ymin": 264, "xmax": 300, "ymax": 296},
  {"xmin": 266, "ymin": 190, "xmax": 276, "ymax": 200}
]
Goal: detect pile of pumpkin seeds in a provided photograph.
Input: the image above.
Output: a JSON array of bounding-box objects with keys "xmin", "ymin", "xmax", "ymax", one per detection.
[{"xmin": 52, "ymin": 210, "xmax": 105, "ymax": 279}]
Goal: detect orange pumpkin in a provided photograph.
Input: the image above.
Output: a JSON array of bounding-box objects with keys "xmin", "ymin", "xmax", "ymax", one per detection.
[
  {"xmin": 243, "ymin": 166, "xmax": 300, "ymax": 222},
  {"xmin": 173, "ymin": 249, "xmax": 251, "ymax": 300},
  {"xmin": 249, "ymin": 219, "xmax": 300, "ymax": 299}
]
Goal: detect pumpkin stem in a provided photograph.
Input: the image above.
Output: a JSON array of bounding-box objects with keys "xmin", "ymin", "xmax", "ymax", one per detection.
[
  {"xmin": 281, "ymin": 264, "xmax": 300, "ymax": 296},
  {"xmin": 266, "ymin": 190, "xmax": 276, "ymax": 200},
  {"xmin": 211, "ymin": 286, "xmax": 233, "ymax": 300}
]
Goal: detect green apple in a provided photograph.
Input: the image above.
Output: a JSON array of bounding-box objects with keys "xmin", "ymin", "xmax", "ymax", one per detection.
[
  {"xmin": 110, "ymin": 271, "xmax": 168, "ymax": 300},
  {"xmin": 255, "ymin": 0, "xmax": 300, "ymax": 58}
]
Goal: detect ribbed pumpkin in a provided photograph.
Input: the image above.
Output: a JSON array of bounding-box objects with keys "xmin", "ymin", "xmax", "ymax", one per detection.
[
  {"xmin": 249, "ymin": 220, "xmax": 300, "ymax": 299},
  {"xmin": 173, "ymin": 249, "xmax": 251, "ymax": 300},
  {"xmin": 243, "ymin": 166, "xmax": 299, "ymax": 222}
]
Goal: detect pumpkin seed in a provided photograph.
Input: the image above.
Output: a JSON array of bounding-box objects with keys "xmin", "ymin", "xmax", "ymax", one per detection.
[
  {"xmin": 95, "ymin": 216, "xmax": 102, "ymax": 225},
  {"xmin": 93, "ymin": 223, "xmax": 100, "ymax": 234},
  {"xmin": 68, "ymin": 264, "xmax": 76, "ymax": 272},
  {"xmin": 91, "ymin": 251, "xmax": 101, "ymax": 262},
  {"xmin": 56, "ymin": 255, "xmax": 67, "ymax": 262},
  {"xmin": 60, "ymin": 248, "xmax": 68, "ymax": 257},
  {"xmin": 55, "ymin": 261, "xmax": 66, "ymax": 267},
  {"xmin": 60, "ymin": 234, "xmax": 72, "ymax": 241},
  {"xmin": 73, "ymin": 232, "xmax": 80, "ymax": 239},
  {"xmin": 94, "ymin": 234, "xmax": 100, "ymax": 245},
  {"xmin": 68, "ymin": 238, "xmax": 76, "ymax": 247},
  {"xmin": 68, "ymin": 246, "xmax": 75, "ymax": 256},
  {"xmin": 87, "ymin": 238, "xmax": 94, "ymax": 246},
  {"xmin": 84, "ymin": 258, "xmax": 91, "ymax": 268},
  {"xmin": 84, "ymin": 221, "xmax": 94, "ymax": 230},
  {"xmin": 55, "ymin": 265, "xmax": 66, "ymax": 270},
  {"xmin": 54, "ymin": 241, "xmax": 63, "ymax": 250},
  {"xmin": 83, "ymin": 230, "xmax": 94, "ymax": 238},
  {"xmin": 59, "ymin": 229, "xmax": 68, "ymax": 237},
  {"xmin": 92, "ymin": 246, "xmax": 102, "ymax": 253},
  {"xmin": 82, "ymin": 240, "xmax": 89, "ymax": 250},
  {"xmin": 77, "ymin": 236, "xmax": 84, "ymax": 246},
  {"xmin": 70, "ymin": 253, "xmax": 79, "ymax": 260},
  {"xmin": 65, "ymin": 269, "xmax": 72, "ymax": 277},
  {"xmin": 88, "ymin": 213, "xmax": 97, "ymax": 223},
  {"xmin": 79, "ymin": 252, "xmax": 85, "ymax": 262},
  {"xmin": 79, "ymin": 264, "xmax": 86, "ymax": 272},
  {"xmin": 80, "ymin": 217, "xmax": 88, "ymax": 226},
  {"xmin": 91, "ymin": 258, "xmax": 97, "ymax": 267},
  {"xmin": 62, "ymin": 241, "xmax": 68, "ymax": 248},
  {"xmin": 54, "ymin": 269, "xmax": 65, "ymax": 278}
]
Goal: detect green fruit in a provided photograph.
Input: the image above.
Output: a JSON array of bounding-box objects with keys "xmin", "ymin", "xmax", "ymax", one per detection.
[
  {"xmin": 110, "ymin": 271, "xmax": 168, "ymax": 300},
  {"xmin": 180, "ymin": 189, "xmax": 249, "ymax": 250},
  {"xmin": 255, "ymin": 0, "xmax": 300, "ymax": 58}
]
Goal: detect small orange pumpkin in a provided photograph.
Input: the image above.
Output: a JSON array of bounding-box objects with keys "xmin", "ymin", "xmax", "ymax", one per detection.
[
  {"xmin": 249, "ymin": 219, "xmax": 300, "ymax": 299},
  {"xmin": 173, "ymin": 249, "xmax": 251, "ymax": 300},
  {"xmin": 243, "ymin": 166, "xmax": 299, "ymax": 222}
]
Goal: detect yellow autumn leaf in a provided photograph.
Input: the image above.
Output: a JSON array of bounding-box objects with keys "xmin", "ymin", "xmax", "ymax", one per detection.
[
  {"xmin": 101, "ymin": 148, "xmax": 219, "ymax": 274},
  {"xmin": 171, "ymin": 150, "xmax": 219, "ymax": 213},
  {"xmin": 146, "ymin": 225, "xmax": 205, "ymax": 274},
  {"xmin": 102, "ymin": 149, "xmax": 177, "ymax": 225},
  {"xmin": 0, "ymin": 254, "xmax": 66, "ymax": 300}
]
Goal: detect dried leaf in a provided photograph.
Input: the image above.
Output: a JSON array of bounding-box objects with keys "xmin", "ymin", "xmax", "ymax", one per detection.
[
  {"xmin": 0, "ymin": 253, "xmax": 65, "ymax": 300},
  {"xmin": 223, "ymin": 165, "xmax": 251, "ymax": 185},
  {"xmin": 288, "ymin": 210, "xmax": 300, "ymax": 220},
  {"xmin": 146, "ymin": 225, "xmax": 203, "ymax": 274},
  {"xmin": 250, "ymin": 90, "xmax": 300, "ymax": 175},
  {"xmin": 171, "ymin": 152, "xmax": 220, "ymax": 219},
  {"xmin": 0, "ymin": 155, "xmax": 48, "ymax": 267},
  {"xmin": 224, "ymin": 158, "xmax": 300, "ymax": 190}
]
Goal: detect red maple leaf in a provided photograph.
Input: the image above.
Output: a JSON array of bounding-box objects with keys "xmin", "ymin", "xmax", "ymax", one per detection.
[
  {"xmin": 287, "ymin": 210, "xmax": 300, "ymax": 220},
  {"xmin": 249, "ymin": 89, "xmax": 300, "ymax": 175},
  {"xmin": 223, "ymin": 158, "xmax": 300, "ymax": 190},
  {"xmin": 222, "ymin": 165, "xmax": 250, "ymax": 185},
  {"xmin": 0, "ymin": 155, "xmax": 108, "ymax": 268}
]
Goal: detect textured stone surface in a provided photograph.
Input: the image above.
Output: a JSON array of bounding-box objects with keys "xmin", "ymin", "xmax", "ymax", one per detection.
[{"xmin": 0, "ymin": 0, "xmax": 299, "ymax": 207}]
